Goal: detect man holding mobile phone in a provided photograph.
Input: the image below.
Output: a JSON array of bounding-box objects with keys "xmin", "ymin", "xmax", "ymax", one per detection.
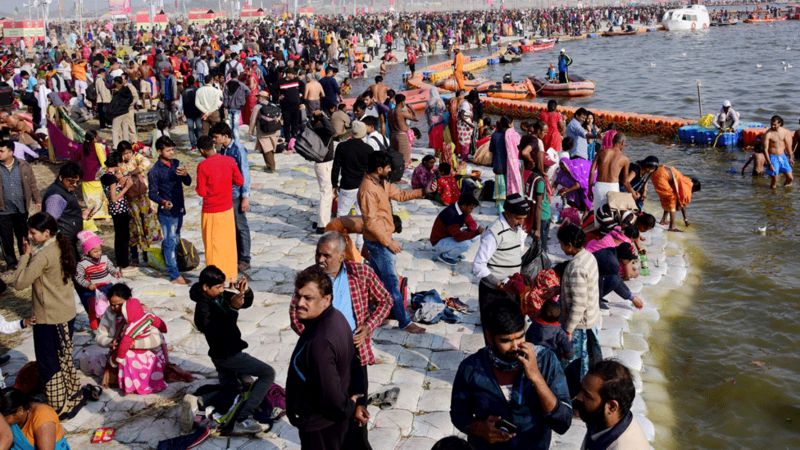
[
  {"xmin": 451, "ymin": 301, "xmax": 572, "ymax": 449},
  {"xmin": 148, "ymin": 136, "xmax": 192, "ymax": 285}
]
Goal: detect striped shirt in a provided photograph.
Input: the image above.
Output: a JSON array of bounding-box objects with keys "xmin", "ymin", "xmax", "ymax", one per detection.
[{"xmin": 561, "ymin": 248, "xmax": 601, "ymax": 334}]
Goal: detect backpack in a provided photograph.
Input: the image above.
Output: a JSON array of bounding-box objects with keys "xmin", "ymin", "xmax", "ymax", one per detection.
[
  {"xmin": 85, "ymin": 82, "xmax": 97, "ymax": 104},
  {"xmin": 176, "ymin": 239, "xmax": 200, "ymax": 272},
  {"xmin": 369, "ymin": 135, "xmax": 389, "ymax": 153},
  {"xmin": 294, "ymin": 126, "xmax": 332, "ymax": 163},
  {"xmin": 223, "ymin": 81, "xmax": 247, "ymax": 111},
  {"xmin": 479, "ymin": 179, "xmax": 495, "ymax": 202},
  {"xmin": 258, "ymin": 103, "xmax": 282, "ymax": 134}
]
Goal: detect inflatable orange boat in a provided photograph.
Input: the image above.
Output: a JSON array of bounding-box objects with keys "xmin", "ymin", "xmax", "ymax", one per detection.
[
  {"xmin": 436, "ymin": 77, "xmax": 494, "ymax": 92},
  {"xmin": 341, "ymin": 88, "xmax": 430, "ymax": 111},
  {"xmin": 530, "ymin": 76, "xmax": 596, "ymax": 97},
  {"xmin": 743, "ymin": 16, "xmax": 787, "ymax": 23},
  {"xmin": 479, "ymin": 79, "xmax": 537, "ymax": 100}
]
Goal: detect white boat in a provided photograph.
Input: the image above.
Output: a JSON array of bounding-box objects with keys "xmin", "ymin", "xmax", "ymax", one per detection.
[{"xmin": 662, "ymin": 4, "xmax": 711, "ymax": 31}]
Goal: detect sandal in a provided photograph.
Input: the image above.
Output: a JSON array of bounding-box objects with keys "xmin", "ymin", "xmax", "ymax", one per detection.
[
  {"xmin": 82, "ymin": 384, "xmax": 103, "ymax": 402},
  {"xmin": 366, "ymin": 386, "xmax": 401, "ymax": 409}
]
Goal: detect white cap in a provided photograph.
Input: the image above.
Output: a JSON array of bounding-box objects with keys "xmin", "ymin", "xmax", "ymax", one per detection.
[
  {"xmin": 722, "ymin": 100, "xmax": 732, "ymax": 107},
  {"xmin": 110, "ymin": 69, "xmax": 124, "ymax": 78},
  {"xmin": 560, "ymin": 48, "xmax": 566, "ymax": 53}
]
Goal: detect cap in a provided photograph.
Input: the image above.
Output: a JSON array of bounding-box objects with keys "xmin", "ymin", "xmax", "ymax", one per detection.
[
  {"xmin": 351, "ymin": 120, "xmax": 367, "ymax": 139},
  {"xmin": 110, "ymin": 69, "xmax": 124, "ymax": 78},
  {"xmin": 560, "ymin": 48, "xmax": 566, "ymax": 53},
  {"xmin": 722, "ymin": 100, "xmax": 732, "ymax": 107},
  {"xmin": 504, "ymin": 193, "xmax": 530, "ymax": 215},
  {"xmin": 77, "ymin": 230, "xmax": 103, "ymax": 255}
]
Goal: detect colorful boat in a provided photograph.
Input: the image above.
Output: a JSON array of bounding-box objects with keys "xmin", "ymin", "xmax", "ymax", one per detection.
[
  {"xmin": 743, "ymin": 16, "xmax": 787, "ymax": 23},
  {"xmin": 479, "ymin": 79, "xmax": 537, "ymax": 100},
  {"xmin": 530, "ymin": 76, "xmax": 596, "ymax": 97},
  {"xmin": 519, "ymin": 41, "xmax": 556, "ymax": 53},
  {"xmin": 500, "ymin": 53, "xmax": 522, "ymax": 63}
]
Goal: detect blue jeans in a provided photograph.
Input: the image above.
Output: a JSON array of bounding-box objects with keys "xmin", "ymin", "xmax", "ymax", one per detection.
[
  {"xmin": 187, "ymin": 117, "xmax": 202, "ymax": 148},
  {"xmin": 433, "ymin": 237, "xmax": 476, "ymax": 261},
  {"xmin": 158, "ymin": 212, "xmax": 183, "ymax": 280},
  {"xmin": 228, "ymin": 109, "xmax": 241, "ymax": 147},
  {"xmin": 364, "ymin": 240, "xmax": 410, "ymax": 328}
]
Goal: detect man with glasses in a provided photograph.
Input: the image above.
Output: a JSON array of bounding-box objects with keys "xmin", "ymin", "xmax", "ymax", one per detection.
[{"xmin": 43, "ymin": 161, "xmax": 86, "ymax": 246}]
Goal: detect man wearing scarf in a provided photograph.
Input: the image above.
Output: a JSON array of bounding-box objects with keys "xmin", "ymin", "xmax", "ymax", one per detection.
[
  {"xmin": 450, "ymin": 301, "xmax": 571, "ymax": 450},
  {"xmin": 574, "ymin": 360, "xmax": 649, "ymax": 450}
]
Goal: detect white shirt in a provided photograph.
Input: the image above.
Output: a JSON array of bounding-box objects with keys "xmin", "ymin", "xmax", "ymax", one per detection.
[
  {"xmin": 365, "ymin": 131, "xmax": 389, "ymax": 151},
  {"xmin": 472, "ymin": 215, "xmax": 526, "ymax": 280}
]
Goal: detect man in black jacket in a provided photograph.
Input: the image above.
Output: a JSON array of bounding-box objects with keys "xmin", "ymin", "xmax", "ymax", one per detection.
[
  {"xmin": 287, "ymin": 265, "xmax": 366, "ymax": 450},
  {"xmin": 332, "ymin": 120, "xmax": 372, "ymax": 219},
  {"xmin": 190, "ymin": 265, "xmax": 275, "ymax": 434}
]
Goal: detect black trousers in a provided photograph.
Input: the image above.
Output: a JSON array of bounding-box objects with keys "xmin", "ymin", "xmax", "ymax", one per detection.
[
  {"xmin": 0, "ymin": 212, "xmax": 28, "ymax": 266},
  {"xmin": 299, "ymin": 420, "xmax": 349, "ymax": 450},
  {"xmin": 343, "ymin": 364, "xmax": 372, "ymax": 450},
  {"xmin": 97, "ymin": 103, "xmax": 110, "ymax": 127},
  {"xmin": 111, "ymin": 212, "xmax": 130, "ymax": 268},
  {"xmin": 282, "ymin": 107, "xmax": 302, "ymax": 140}
]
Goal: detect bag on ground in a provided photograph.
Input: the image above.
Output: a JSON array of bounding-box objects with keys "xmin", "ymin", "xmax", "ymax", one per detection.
[{"xmin": 176, "ymin": 239, "xmax": 200, "ymax": 272}]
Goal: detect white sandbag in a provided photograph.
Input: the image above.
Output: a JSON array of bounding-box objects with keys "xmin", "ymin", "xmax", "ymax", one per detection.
[
  {"xmin": 636, "ymin": 414, "xmax": 656, "ymax": 442},
  {"xmin": 623, "ymin": 334, "xmax": 650, "ymax": 353},
  {"xmin": 616, "ymin": 349, "xmax": 644, "ymax": 372},
  {"xmin": 666, "ymin": 255, "xmax": 687, "ymax": 268},
  {"xmin": 598, "ymin": 328, "xmax": 623, "ymax": 348},
  {"xmin": 608, "ymin": 304, "xmax": 635, "ymax": 320},
  {"xmin": 625, "ymin": 279, "xmax": 644, "ymax": 294},
  {"xmin": 638, "ymin": 305, "xmax": 660, "ymax": 322},
  {"xmin": 602, "ymin": 315, "xmax": 630, "ymax": 332}
]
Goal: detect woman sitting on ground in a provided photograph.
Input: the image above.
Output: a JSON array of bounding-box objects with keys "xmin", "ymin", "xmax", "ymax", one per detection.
[
  {"xmin": 90, "ymin": 283, "xmax": 169, "ymax": 395},
  {"xmin": 0, "ymin": 388, "xmax": 70, "ymax": 450}
]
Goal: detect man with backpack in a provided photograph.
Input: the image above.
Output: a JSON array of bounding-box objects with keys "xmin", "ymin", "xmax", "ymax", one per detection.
[
  {"xmin": 278, "ymin": 69, "xmax": 305, "ymax": 149},
  {"xmin": 250, "ymin": 91, "xmax": 282, "ymax": 173},
  {"xmin": 222, "ymin": 70, "xmax": 250, "ymax": 147}
]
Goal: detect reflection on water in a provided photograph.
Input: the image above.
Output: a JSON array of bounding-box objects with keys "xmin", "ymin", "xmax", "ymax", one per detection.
[{"xmin": 352, "ymin": 22, "xmax": 800, "ymax": 448}]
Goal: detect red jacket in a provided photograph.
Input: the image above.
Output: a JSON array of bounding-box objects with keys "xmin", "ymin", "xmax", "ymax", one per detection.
[{"xmin": 196, "ymin": 154, "xmax": 243, "ymax": 213}]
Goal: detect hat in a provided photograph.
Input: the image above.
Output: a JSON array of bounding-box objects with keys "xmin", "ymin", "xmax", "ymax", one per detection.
[
  {"xmin": 351, "ymin": 120, "xmax": 367, "ymax": 139},
  {"xmin": 504, "ymin": 193, "xmax": 530, "ymax": 215},
  {"xmin": 722, "ymin": 99, "xmax": 732, "ymax": 107},
  {"xmin": 560, "ymin": 48, "xmax": 566, "ymax": 53},
  {"xmin": 639, "ymin": 156, "xmax": 660, "ymax": 168},
  {"xmin": 109, "ymin": 69, "xmax": 124, "ymax": 78},
  {"xmin": 77, "ymin": 230, "xmax": 103, "ymax": 255}
]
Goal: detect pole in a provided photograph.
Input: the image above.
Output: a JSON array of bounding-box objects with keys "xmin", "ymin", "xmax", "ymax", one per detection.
[{"xmin": 696, "ymin": 80, "xmax": 703, "ymax": 116}]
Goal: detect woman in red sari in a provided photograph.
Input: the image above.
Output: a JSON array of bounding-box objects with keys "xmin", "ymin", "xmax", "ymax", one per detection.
[{"xmin": 241, "ymin": 65, "xmax": 261, "ymax": 128}]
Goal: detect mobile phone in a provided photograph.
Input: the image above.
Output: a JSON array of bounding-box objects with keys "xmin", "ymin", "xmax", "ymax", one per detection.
[
  {"xmin": 509, "ymin": 349, "xmax": 526, "ymax": 360},
  {"xmin": 495, "ymin": 418, "xmax": 518, "ymax": 434}
]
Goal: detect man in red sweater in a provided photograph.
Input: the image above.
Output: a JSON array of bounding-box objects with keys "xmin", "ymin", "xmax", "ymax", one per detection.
[
  {"xmin": 196, "ymin": 136, "xmax": 243, "ymax": 282},
  {"xmin": 429, "ymin": 193, "xmax": 484, "ymax": 265}
]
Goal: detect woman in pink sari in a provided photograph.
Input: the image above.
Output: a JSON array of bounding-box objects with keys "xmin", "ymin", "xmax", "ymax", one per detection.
[{"xmin": 505, "ymin": 118, "xmax": 523, "ymax": 196}]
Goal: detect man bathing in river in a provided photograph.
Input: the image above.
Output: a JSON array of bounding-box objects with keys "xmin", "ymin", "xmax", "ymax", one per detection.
[
  {"xmin": 588, "ymin": 133, "xmax": 637, "ymax": 217},
  {"xmin": 763, "ymin": 115, "xmax": 794, "ymax": 189}
]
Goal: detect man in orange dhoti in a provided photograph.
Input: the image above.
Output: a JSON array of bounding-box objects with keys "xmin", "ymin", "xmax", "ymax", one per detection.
[
  {"xmin": 196, "ymin": 136, "xmax": 243, "ymax": 281},
  {"xmin": 453, "ymin": 47, "xmax": 466, "ymax": 91},
  {"xmin": 643, "ymin": 157, "xmax": 701, "ymax": 232}
]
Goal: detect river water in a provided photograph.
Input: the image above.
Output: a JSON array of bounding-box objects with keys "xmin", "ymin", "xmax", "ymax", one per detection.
[{"xmin": 352, "ymin": 21, "xmax": 800, "ymax": 449}]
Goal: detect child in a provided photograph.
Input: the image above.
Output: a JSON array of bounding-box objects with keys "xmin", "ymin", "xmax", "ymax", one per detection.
[
  {"xmin": 75, "ymin": 230, "xmax": 122, "ymax": 330},
  {"xmin": 525, "ymin": 300, "xmax": 572, "ymax": 359},
  {"xmin": 190, "ymin": 266, "xmax": 274, "ymax": 434},
  {"xmin": 151, "ymin": 119, "xmax": 170, "ymax": 152},
  {"xmin": 436, "ymin": 162, "xmax": 460, "ymax": 205},
  {"xmin": 99, "ymin": 153, "xmax": 132, "ymax": 268},
  {"xmin": 340, "ymin": 78, "xmax": 351, "ymax": 97},
  {"xmin": 630, "ymin": 213, "xmax": 656, "ymax": 254},
  {"xmin": 741, "ymin": 149, "xmax": 766, "ymax": 177}
]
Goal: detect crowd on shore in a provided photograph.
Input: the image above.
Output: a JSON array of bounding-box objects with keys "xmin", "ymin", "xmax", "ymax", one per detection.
[{"xmin": 0, "ymin": 4, "xmax": 795, "ymax": 450}]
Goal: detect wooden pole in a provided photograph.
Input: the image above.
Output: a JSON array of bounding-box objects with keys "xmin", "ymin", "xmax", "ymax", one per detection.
[{"xmin": 696, "ymin": 80, "xmax": 703, "ymax": 116}]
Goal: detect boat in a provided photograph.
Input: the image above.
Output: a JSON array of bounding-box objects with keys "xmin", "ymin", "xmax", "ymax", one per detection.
[
  {"xmin": 500, "ymin": 53, "xmax": 522, "ymax": 64},
  {"xmin": 529, "ymin": 75, "xmax": 596, "ymax": 97},
  {"xmin": 436, "ymin": 77, "xmax": 494, "ymax": 92},
  {"xmin": 478, "ymin": 79, "xmax": 537, "ymax": 100},
  {"xmin": 662, "ymin": 4, "xmax": 711, "ymax": 31},
  {"xmin": 710, "ymin": 19, "xmax": 739, "ymax": 26},
  {"xmin": 341, "ymin": 88, "xmax": 430, "ymax": 111},
  {"xmin": 519, "ymin": 41, "xmax": 556, "ymax": 53},
  {"xmin": 743, "ymin": 16, "xmax": 787, "ymax": 23},
  {"xmin": 600, "ymin": 29, "xmax": 640, "ymax": 37}
]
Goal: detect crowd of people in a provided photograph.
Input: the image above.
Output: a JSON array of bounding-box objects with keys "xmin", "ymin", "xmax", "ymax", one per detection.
[{"xmin": 0, "ymin": 3, "xmax": 795, "ymax": 450}]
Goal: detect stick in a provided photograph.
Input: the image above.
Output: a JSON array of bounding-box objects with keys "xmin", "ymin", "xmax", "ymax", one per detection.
[{"xmin": 696, "ymin": 80, "xmax": 703, "ymax": 116}]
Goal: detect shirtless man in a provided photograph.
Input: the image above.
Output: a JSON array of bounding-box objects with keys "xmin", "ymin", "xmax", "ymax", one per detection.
[
  {"xmin": 389, "ymin": 93, "xmax": 417, "ymax": 167},
  {"xmin": 763, "ymin": 115, "xmax": 794, "ymax": 189},
  {"xmin": 369, "ymin": 76, "xmax": 389, "ymax": 105},
  {"xmin": 793, "ymin": 118, "xmax": 800, "ymax": 157},
  {"xmin": 588, "ymin": 133, "xmax": 637, "ymax": 215},
  {"xmin": 303, "ymin": 74, "xmax": 324, "ymax": 113}
]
